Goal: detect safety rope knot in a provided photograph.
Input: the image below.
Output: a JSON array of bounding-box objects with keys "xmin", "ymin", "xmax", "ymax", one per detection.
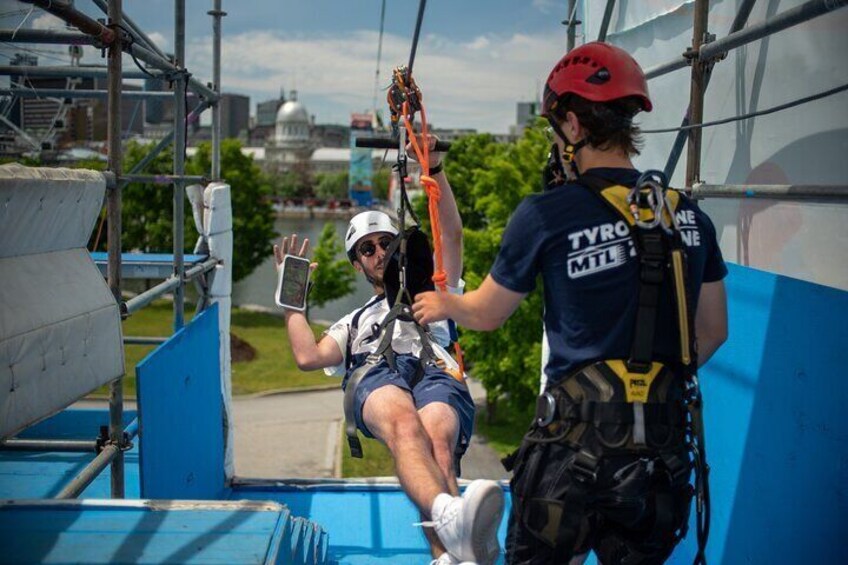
[
  {"xmin": 431, "ymin": 269, "xmax": 447, "ymax": 290},
  {"xmin": 420, "ymin": 175, "xmax": 441, "ymax": 199}
]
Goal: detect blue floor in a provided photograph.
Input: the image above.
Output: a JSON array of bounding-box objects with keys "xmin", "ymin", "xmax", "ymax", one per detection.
[
  {"xmin": 0, "ymin": 409, "xmax": 140, "ymax": 499},
  {"xmin": 232, "ymin": 481, "xmax": 512, "ymax": 564}
]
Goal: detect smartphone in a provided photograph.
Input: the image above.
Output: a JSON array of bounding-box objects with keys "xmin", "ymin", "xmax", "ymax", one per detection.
[{"xmin": 275, "ymin": 254, "xmax": 311, "ymax": 311}]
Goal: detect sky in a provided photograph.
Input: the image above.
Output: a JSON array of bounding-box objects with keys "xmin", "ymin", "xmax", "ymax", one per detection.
[{"xmin": 0, "ymin": 0, "xmax": 581, "ymax": 133}]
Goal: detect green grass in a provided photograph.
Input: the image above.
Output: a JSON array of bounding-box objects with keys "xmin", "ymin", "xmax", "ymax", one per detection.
[
  {"xmin": 473, "ymin": 403, "xmax": 535, "ymax": 458},
  {"xmin": 99, "ymin": 300, "xmax": 338, "ymax": 397},
  {"xmin": 341, "ymin": 430, "xmax": 396, "ymax": 478}
]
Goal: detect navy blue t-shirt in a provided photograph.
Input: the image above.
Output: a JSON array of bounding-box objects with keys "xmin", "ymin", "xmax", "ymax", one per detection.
[{"xmin": 490, "ymin": 168, "xmax": 727, "ymax": 383}]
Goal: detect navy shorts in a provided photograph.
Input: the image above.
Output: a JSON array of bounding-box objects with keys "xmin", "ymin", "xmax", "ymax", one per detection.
[{"xmin": 343, "ymin": 353, "xmax": 475, "ymax": 458}]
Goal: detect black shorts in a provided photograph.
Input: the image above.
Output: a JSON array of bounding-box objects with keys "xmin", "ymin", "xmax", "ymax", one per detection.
[{"xmin": 506, "ymin": 440, "xmax": 692, "ymax": 565}]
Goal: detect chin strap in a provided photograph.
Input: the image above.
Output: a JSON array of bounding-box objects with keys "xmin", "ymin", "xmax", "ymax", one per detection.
[{"xmin": 547, "ymin": 117, "xmax": 588, "ymax": 178}]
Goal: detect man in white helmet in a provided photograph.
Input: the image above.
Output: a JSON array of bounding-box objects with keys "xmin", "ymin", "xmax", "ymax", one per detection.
[{"xmin": 275, "ymin": 137, "xmax": 504, "ymax": 565}]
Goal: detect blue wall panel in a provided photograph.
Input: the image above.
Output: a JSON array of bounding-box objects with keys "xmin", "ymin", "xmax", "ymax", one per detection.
[
  {"xmin": 669, "ymin": 264, "xmax": 848, "ymax": 563},
  {"xmin": 137, "ymin": 305, "xmax": 225, "ymax": 500}
]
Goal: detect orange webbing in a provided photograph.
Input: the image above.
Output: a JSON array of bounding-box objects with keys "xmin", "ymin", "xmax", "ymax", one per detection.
[{"xmin": 401, "ymin": 100, "xmax": 466, "ymax": 379}]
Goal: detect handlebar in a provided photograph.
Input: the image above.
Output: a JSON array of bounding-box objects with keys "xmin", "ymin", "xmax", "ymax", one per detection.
[{"xmin": 355, "ymin": 137, "xmax": 452, "ymax": 151}]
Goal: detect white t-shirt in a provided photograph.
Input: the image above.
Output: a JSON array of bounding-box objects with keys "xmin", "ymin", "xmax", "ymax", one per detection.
[{"xmin": 323, "ymin": 281, "xmax": 464, "ymax": 377}]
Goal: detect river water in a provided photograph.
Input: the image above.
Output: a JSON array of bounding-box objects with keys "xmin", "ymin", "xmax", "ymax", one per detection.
[{"xmin": 232, "ymin": 217, "xmax": 376, "ymax": 323}]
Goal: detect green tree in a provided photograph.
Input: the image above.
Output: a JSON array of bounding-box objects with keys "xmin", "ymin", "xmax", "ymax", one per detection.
[
  {"xmin": 314, "ymin": 171, "xmax": 349, "ymax": 200},
  {"xmin": 92, "ymin": 139, "xmax": 274, "ymax": 283},
  {"xmin": 113, "ymin": 141, "xmax": 190, "ymax": 257},
  {"xmin": 414, "ymin": 121, "xmax": 551, "ymax": 412},
  {"xmin": 187, "ymin": 139, "xmax": 276, "ymax": 282},
  {"xmin": 372, "ymin": 168, "xmax": 391, "ymax": 201},
  {"xmin": 309, "ymin": 222, "xmax": 356, "ymax": 308}
]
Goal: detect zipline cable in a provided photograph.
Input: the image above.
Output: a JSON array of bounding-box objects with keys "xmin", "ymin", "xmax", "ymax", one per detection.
[
  {"xmin": 642, "ymin": 82, "xmax": 848, "ymax": 134},
  {"xmin": 408, "ymin": 0, "xmax": 427, "ymax": 74},
  {"xmin": 371, "ymin": 0, "xmax": 386, "ymax": 126}
]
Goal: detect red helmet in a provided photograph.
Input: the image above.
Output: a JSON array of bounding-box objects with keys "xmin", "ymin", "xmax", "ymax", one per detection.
[{"xmin": 542, "ymin": 41, "xmax": 652, "ymax": 117}]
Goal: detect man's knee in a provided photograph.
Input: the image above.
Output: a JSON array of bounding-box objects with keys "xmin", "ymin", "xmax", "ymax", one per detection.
[{"xmin": 371, "ymin": 407, "xmax": 430, "ymax": 451}]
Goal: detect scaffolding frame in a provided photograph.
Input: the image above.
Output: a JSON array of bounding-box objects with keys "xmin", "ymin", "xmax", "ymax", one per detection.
[
  {"xmin": 0, "ymin": 0, "xmax": 226, "ymax": 499},
  {"xmin": 2, "ymin": 0, "xmax": 846, "ymax": 501}
]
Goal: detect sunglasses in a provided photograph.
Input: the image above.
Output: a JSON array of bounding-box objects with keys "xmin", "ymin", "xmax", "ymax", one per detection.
[{"xmin": 358, "ymin": 236, "xmax": 393, "ymax": 258}]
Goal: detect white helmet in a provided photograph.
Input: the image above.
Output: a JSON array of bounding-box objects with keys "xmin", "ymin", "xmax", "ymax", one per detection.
[{"xmin": 345, "ymin": 210, "xmax": 398, "ymax": 263}]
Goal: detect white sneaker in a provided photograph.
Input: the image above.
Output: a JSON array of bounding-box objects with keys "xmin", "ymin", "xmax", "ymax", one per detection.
[
  {"xmin": 428, "ymin": 480, "xmax": 504, "ymax": 565},
  {"xmin": 430, "ymin": 552, "xmax": 459, "ymax": 565}
]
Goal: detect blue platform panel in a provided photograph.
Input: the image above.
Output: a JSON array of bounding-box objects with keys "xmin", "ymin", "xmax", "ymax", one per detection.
[
  {"xmin": 89, "ymin": 252, "xmax": 208, "ymax": 279},
  {"xmin": 232, "ymin": 481, "xmax": 511, "ymax": 564},
  {"xmin": 667, "ymin": 264, "xmax": 848, "ymax": 564},
  {"xmin": 136, "ymin": 305, "xmax": 225, "ymax": 500},
  {"xmin": 0, "ymin": 408, "xmax": 140, "ymax": 499},
  {"xmin": 0, "ymin": 499, "xmax": 294, "ymax": 564}
]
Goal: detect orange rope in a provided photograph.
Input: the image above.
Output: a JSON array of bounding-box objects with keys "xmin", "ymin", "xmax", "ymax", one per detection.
[{"xmin": 401, "ymin": 99, "xmax": 466, "ymax": 378}]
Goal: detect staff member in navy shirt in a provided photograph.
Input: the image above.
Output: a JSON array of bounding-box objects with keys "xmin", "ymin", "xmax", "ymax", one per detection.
[{"xmin": 414, "ymin": 42, "xmax": 728, "ymax": 564}]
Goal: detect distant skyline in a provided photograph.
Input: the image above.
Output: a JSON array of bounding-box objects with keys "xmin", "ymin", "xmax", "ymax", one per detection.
[{"xmin": 0, "ymin": 0, "xmax": 584, "ymax": 133}]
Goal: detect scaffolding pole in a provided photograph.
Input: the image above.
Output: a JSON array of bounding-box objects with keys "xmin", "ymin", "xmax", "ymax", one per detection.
[
  {"xmin": 119, "ymin": 174, "xmax": 207, "ymax": 186},
  {"xmin": 210, "ymin": 0, "xmax": 225, "ymax": 180},
  {"xmin": 118, "ymin": 101, "xmax": 211, "ymax": 191},
  {"xmin": 127, "ymin": 41, "xmax": 218, "ymax": 103},
  {"xmin": 173, "ymin": 0, "xmax": 187, "ymax": 331},
  {"xmin": 693, "ymin": 183, "xmax": 848, "ymax": 201},
  {"xmin": 19, "ymin": 0, "xmax": 117, "ymax": 44},
  {"xmin": 1, "ymin": 9, "xmax": 217, "ymax": 104},
  {"xmin": 663, "ymin": 0, "xmax": 758, "ymax": 179},
  {"xmin": 566, "ymin": 0, "xmax": 578, "ymax": 51},
  {"xmin": 0, "ymin": 439, "xmax": 99, "ymax": 452},
  {"xmin": 55, "ymin": 444, "xmax": 121, "ymax": 499},
  {"xmin": 124, "ymin": 258, "xmax": 218, "ymax": 316},
  {"xmin": 598, "ymin": 0, "xmax": 617, "ymax": 42},
  {"xmin": 0, "ymin": 65, "xmax": 167, "ymax": 80},
  {"xmin": 0, "ymin": 88, "xmax": 174, "ymax": 100},
  {"xmin": 684, "ymin": 0, "xmax": 710, "ymax": 188},
  {"xmin": 91, "ymin": 0, "xmax": 169, "ymax": 61},
  {"xmin": 645, "ymin": 0, "xmax": 848, "ymax": 81},
  {"xmin": 124, "ymin": 336, "xmax": 168, "ymax": 345},
  {"xmin": 0, "ymin": 29, "xmax": 97, "ymax": 44},
  {"xmin": 105, "ymin": 0, "xmax": 124, "ymax": 500}
]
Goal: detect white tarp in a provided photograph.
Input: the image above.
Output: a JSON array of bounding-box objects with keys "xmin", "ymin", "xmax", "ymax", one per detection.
[
  {"xmin": 0, "ymin": 164, "xmax": 123, "ymax": 439},
  {"xmin": 580, "ymin": 0, "xmax": 848, "ymax": 290}
]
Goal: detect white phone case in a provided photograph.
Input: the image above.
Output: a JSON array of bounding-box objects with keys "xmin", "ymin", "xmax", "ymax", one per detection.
[{"xmin": 274, "ymin": 254, "xmax": 311, "ymax": 311}]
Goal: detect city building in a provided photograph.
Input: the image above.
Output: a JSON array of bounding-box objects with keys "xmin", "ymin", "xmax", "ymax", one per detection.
[
  {"xmin": 509, "ymin": 101, "xmax": 541, "ymax": 137},
  {"xmin": 219, "ymin": 93, "xmax": 250, "ymax": 140}
]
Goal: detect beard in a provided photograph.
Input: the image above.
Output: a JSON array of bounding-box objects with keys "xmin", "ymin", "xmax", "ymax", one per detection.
[{"xmin": 362, "ymin": 261, "xmax": 385, "ymax": 287}]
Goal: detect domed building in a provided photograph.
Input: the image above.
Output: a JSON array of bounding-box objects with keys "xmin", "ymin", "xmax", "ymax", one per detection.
[{"xmin": 265, "ymin": 90, "xmax": 315, "ymax": 173}]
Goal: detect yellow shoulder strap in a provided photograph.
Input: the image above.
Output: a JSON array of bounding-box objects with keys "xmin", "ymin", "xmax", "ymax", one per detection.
[{"xmin": 598, "ymin": 185, "xmax": 680, "ymax": 227}]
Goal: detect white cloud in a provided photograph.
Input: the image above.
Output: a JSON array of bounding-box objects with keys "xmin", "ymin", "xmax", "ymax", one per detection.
[
  {"xmin": 532, "ymin": 0, "xmax": 558, "ymax": 15},
  {"xmin": 31, "ymin": 12, "xmax": 64, "ymax": 30},
  {"xmin": 184, "ymin": 29, "xmax": 561, "ymax": 133},
  {"xmin": 146, "ymin": 32, "xmax": 169, "ymax": 52},
  {"xmin": 465, "ymin": 36, "xmax": 490, "ymax": 51}
]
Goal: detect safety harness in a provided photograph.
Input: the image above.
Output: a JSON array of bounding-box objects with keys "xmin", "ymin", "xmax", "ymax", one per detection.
[
  {"xmin": 342, "ymin": 66, "xmax": 466, "ymax": 462},
  {"xmin": 505, "ymin": 171, "xmax": 710, "ymax": 564}
]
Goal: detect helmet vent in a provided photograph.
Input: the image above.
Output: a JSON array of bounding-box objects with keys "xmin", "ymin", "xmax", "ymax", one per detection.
[{"xmin": 586, "ymin": 67, "xmax": 611, "ymax": 85}]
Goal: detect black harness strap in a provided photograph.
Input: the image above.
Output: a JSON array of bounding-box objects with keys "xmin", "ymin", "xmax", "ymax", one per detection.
[
  {"xmin": 629, "ymin": 230, "xmax": 667, "ymax": 372},
  {"xmin": 345, "ymin": 294, "xmax": 385, "ymax": 371},
  {"xmin": 342, "ymin": 298, "xmax": 442, "ymax": 458},
  {"xmin": 575, "ymin": 173, "xmax": 669, "ymax": 374}
]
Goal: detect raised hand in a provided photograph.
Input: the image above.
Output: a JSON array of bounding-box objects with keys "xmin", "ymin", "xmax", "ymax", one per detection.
[
  {"xmin": 405, "ymin": 133, "xmax": 443, "ymax": 171},
  {"xmin": 273, "ymin": 233, "xmax": 317, "ymax": 273}
]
